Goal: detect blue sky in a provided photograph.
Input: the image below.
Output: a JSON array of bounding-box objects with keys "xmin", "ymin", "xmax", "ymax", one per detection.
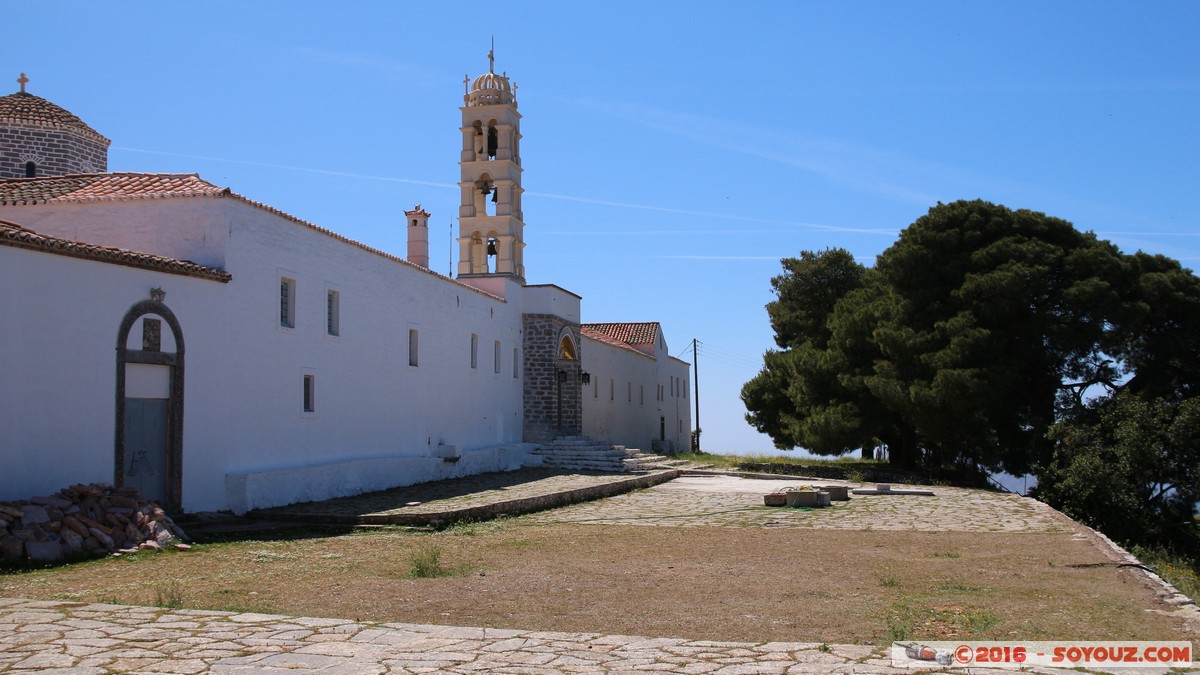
[{"xmin": 11, "ymin": 2, "xmax": 1198, "ymax": 455}]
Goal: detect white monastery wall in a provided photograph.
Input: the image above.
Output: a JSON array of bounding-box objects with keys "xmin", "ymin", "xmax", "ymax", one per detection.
[
  {"xmin": 581, "ymin": 338, "xmax": 691, "ymax": 452},
  {"xmin": 521, "ymin": 284, "xmax": 581, "ymax": 322},
  {"xmin": 184, "ymin": 201, "xmax": 530, "ymax": 512},
  {"xmin": 0, "ymin": 243, "xmax": 222, "ymax": 502}
]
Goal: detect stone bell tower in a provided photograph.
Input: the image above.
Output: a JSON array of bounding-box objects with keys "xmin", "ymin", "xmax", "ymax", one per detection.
[{"xmin": 456, "ymin": 47, "xmax": 525, "ymax": 281}]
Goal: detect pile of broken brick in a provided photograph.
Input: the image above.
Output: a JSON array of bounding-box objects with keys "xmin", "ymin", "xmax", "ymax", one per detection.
[{"xmin": 0, "ymin": 484, "xmax": 189, "ymax": 563}]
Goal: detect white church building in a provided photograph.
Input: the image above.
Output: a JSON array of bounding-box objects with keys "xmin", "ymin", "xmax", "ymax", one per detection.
[{"xmin": 0, "ymin": 60, "xmax": 691, "ymax": 514}]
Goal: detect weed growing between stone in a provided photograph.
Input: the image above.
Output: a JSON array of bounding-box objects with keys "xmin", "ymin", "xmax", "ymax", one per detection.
[
  {"xmin": 408, "ymin": 542, "xmax": 453, "ymax": 579},
  {"xmin": 153, "ymin": 579, "xmax": 184, "ymax": 609}
]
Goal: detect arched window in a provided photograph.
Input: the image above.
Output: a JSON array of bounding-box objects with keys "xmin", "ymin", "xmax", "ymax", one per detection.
[
  {"xmin": 487, "ymin": 123, "xmax": 498, "ymax": 159},
  {"xmin": 24, "ymin": 161, "xmax": 36, "ymax": 178}
]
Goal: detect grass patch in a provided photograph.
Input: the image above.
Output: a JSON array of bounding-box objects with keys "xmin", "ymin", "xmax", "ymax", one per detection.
[
  {"xmin": 407, "ymin": 542, "xmax": 456, "ymax": 579},
  {"xmin": 930, "ymin": 549, "xmax": 962, "ymax": 559},
  {"xmin": 1132, "ymin": 544, "xmax": 1200, "ymax": 603},
  {"xmin": 884, "ymin": 602, "xmax": 1000, "ymax": 641},
  {"xmin": 439, "ymin": 518, "xmax": 509, "ymax": 537},
  {"xmin": 877, "ymin": 572, "xmax": 902, "ymax": 588},
  {"xmin": 153, "ymin": 579, "xmax": 184, "ymax": 609}
]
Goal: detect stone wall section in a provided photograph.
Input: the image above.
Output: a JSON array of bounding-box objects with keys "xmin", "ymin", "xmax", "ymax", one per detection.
[
  {"xmin": 523, "ymin": 314, "xmax": 582, "ymax": 442},
  {"xmin": 0, "ymin": 125, "xmax": 109, "ymax": 178}
]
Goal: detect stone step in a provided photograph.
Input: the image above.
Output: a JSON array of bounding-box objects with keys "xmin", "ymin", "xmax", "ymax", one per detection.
[
  {"xmin": 531, "ymin": 441, "xmax": 676, "ymax": 473},
  {"xmin": 537, "ymin": 460, "xmax": 628, "ymax": 472},
  {"xmin": 531, "ymin": 448, "xmax": 629, "ymax": 459}
]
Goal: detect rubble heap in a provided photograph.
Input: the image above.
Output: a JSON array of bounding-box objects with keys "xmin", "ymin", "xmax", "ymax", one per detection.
[{"xmin": 0, "ymin": 484, "xmax": 189, "ymax": 562}]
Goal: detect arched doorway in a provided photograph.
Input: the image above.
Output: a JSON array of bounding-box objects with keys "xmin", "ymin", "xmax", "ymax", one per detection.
[{"xmin": 115, "ymin": 296, "xmax": 185, "ymax": 510}]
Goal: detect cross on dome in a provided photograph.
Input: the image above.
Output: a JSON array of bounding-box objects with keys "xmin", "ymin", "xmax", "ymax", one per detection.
[{"xmin": 17, "ymin": 73, "xmax": 29, "ymax": 93}]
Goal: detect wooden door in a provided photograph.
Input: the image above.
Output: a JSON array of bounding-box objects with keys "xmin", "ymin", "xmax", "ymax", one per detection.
[{"xmin": 122, "ymin": 398, "xmax": 169, "ymax": 503}]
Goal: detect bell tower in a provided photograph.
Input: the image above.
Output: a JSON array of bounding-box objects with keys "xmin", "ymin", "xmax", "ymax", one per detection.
[{"xmin": 457, "ymin": 47, "xmax": 525, "ymax": 281}]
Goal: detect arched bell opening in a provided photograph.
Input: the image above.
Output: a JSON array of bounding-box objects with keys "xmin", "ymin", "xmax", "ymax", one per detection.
[
  {"xmin": 469, "ymin": 231, "xmax": 487, "ymax": 274},
  {"xmin": 472, "ymin": 120, "xmax": 485, "ymax": 158},
  {"xmin": 487, "ymin": 120, "xmax": 499, "ymax": 159},
  {"xmin": 486, "ymin": 236, "xmax": 499, "ymax": 271},
  {"xmin": 475, "ymin": 173, "xmax": 496, "ymax": 217}
]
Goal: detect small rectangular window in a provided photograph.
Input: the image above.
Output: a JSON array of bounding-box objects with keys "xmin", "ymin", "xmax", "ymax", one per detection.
[
  {"xmin": 494, "ymin": 340, "xmax": 501, "ymax": 374},
  {"xmin": 470, "ymin": 333, "xmax": 478, "ymax": 369},
  {"xmin": 326, "ymin": 290, "xmax": 340, "ymax": 336},
  {"xmin": 640, "ymin": 385, "xmax": 644, "ymax": 406},
  {"xmin": 408, "ymin": 329, "xmax": 419, "ymax": 367},
  {"xmin": 303, "ymin": 374, "xmax": 315, "ymax": 412},
  {"xmin": 280, "ymin": 278, "xmax": 296, "ymax": 328},
  {"xmin": 512, "ymin": 347, "xmax": 519, "ymax": 379},
  {"xmin": 610, "ymin": 378, "xmax": 614, "ymax": 401}
]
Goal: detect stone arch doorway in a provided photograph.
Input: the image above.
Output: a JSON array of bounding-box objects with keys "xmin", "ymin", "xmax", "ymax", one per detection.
[{"xmin": 115, "ymin": 295, "xmax": 185, "ymax": 510}]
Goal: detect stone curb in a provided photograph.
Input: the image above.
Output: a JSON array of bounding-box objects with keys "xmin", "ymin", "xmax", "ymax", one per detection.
[
  {"xmin": 250, "ymin": 469, "xmax": 679, "ymax": 528},
  {"xmin": 1023, "ymin": 494, "xmax": 1200, "ymax": 629}
]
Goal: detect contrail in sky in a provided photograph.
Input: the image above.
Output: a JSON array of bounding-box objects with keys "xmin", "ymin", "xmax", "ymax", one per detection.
[{"xmin": 113, "ymin": 146, "xmax": 895, "ymax": 236}]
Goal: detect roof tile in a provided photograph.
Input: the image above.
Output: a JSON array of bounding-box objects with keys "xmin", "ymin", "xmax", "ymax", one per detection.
[
  {"xmin": 0, "ymin": 91, "xmax": 110, "ymax": 145},
  {"xmin": 581, "ymin": 322, "xmax": 661, "ymax": 357}
]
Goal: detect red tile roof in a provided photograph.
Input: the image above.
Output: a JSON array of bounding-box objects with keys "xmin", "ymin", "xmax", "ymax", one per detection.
[
  {"xmin": 0, "ymin": 219, "xmax": 231, "ymax": 282},
  {"xmin": 581, "ymin": 322, "xmax": 661, "ymax": 357},
  {"xmin": 0, "ymin": 173, "xmax": 224, "ymax": 205},
  {"xmin": 0, "ymin": 92, "xmax": 110, "ymax": 145},
  {"xmin": 0, "ymin": 173, "xmax": 505, "ymax": 302}
]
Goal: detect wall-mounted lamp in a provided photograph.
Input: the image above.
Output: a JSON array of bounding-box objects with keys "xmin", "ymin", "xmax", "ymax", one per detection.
[
  {"xmin": 581, "ymin": 371, "xmax": 591, "ymax": 385},
  {"xmin": 149, "ymin": 287, "xmax": 166, "ymax": 303},
  {"xmin": 557, "ymin": 370, "xmax": 567, "ymax": 383}
]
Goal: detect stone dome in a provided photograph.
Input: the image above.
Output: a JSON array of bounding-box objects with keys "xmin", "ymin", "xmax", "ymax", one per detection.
[
  {"xmin": 0, "ymin": 76, "xmax": 110, "ymax": 178},
  {"xmin": 465, "ymin": 51, "xmax": 516, "ymax": 108},
  {"xmin": 0, "ymin": 91, "xmax": 109, "ymax": 145}
]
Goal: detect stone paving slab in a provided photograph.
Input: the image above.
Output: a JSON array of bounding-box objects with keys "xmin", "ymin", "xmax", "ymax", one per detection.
[
  {"xmin": 247, "ymin": 468, "xmax": 678, "ymax": 527},
  {"xmin": 524, "ymin": 475, "xmax": 1069, "ymax": 533},
  {"xmin": 0, "ymin": 598, "xmax": 1168, "ymax": 674}
]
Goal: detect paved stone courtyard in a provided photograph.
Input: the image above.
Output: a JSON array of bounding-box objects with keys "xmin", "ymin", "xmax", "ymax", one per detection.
[
  {"xmin": 1, "ymin": 471, "xmax": 1194, "ymax": 673},
  {"xmin": 525, "ymin": 475, "xmax": 1071, "ymax": 533}
]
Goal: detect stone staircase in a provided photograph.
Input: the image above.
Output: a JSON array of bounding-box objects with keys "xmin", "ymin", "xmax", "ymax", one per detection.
[{"xmin": 530, "ymin": 436, "xmax": 691, "ymax": 473}]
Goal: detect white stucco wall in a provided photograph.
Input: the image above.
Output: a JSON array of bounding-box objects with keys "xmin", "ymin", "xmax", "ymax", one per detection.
[
  {"xmin": 0, "ymin": 243, "xmax": 224, "ymax": 502},
  {"xmin": 581, "ymin": 337, "xmax": 691, "ymax": 453},
  {"xmin": 177, "ymin": 200, "xmax": 530, "ymax": 512}
]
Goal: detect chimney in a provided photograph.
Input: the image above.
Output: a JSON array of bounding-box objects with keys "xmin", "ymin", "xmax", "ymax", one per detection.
[{"xmin": 405, "ymin": 205, "xmax": 430, "ymax": 268}]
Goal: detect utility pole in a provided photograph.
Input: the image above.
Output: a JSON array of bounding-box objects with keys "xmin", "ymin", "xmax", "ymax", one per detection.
[{"xmin": 692, "ymin": 338, "xmax": 700, "ymax": 452}]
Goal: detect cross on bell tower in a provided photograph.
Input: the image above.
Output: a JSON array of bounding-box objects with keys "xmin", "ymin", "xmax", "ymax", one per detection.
[{"xmin": 456, "ymin": 46, "xmax": 525, "ymax": 281}]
